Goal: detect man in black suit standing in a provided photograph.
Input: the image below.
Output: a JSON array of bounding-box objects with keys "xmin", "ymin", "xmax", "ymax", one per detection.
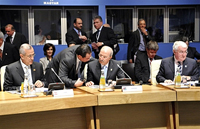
[
  {"xmin": 127, "ymin": 18, "xmax": 152, "ymax": 63},
  {"xmin": 65, "ymin": 18, "xmax": 88, "ymax": 47},
  {"xmin": 135, "ymin": 40, "xmax": 162, "ymax": 84},
  {"xmin": 91, "ymin": 15, "xmax": 117, "ymax": 59},
  {"xmin": 156, "ymin": 41, "xmax": 199, "ymax": 83},
  {"xmin": 86, "ymin": 46, "xmax": 125, "ymax": 86},
  {"xmin": 0, "ymin": 31, "xmax": 20, "ymax": 68},
  {"xmin": 5, "ymin": 24, "xmax": 28, "ymax": 50},
  {"xmin": 4, "ymin": 44, "xmax": 46, "ymax": 91}
]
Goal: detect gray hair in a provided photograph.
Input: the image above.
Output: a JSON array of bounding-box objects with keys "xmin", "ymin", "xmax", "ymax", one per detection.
[
  {"xmin": 138, "ymin": 18, "xmax": 145, "ymax": 25},
  {"xmin": 19, "ymin": 43, "xmax": 33, "ymax": 55},
  {"xmin": 173, "ymin": 41, "xmax": 188, "ymax": 51},
  {"xmin": 146, "ymin": 40, "xmax": 159, "ymax": 50},
  {"xmin": 0, "ymin": 31, "xmax": 4, "ymax": 39},
  {"xmin": 101, "ymin": 46, "xmax": 113, "ymax": 57}
]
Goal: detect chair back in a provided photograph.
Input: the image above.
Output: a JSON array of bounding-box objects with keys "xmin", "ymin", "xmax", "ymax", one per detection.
[
  {"xmin": 150, "ymin": 60, "xmax": 162, "ymax": 85},
  {"xmin": 122, "ymin": 63, "xmax": 135, "ymax": 81},
  {"xmin": 1, "ymin": 65, "xmax": 7, "ymax": 91}
]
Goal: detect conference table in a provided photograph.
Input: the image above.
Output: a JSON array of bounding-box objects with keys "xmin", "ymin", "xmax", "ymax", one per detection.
[
  {"xmin": 0, "ymin": 89, "xmax": 97, "ymax": 129},
  {"xmin": 78, "ymin": 85, "xmax": 176, "ymax": 129},
  {"xmin": 157, "ymin": 84, "xmax": 200, "ymax": 129}
]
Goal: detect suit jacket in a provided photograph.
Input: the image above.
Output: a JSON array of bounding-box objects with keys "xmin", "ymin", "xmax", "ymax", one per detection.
[
  {"xmin": 91, "ymin": 26, "xmax": 117, "ymax": 59},
  {"xmin": 156, "ymin": 57, "xmax": 199, "ymax": 83},
  {"xmin": 45, "ymin": 45, "xmax": 78, "ymax": 84},
  {"xmin": 39, "ymin": 57, "xmax": 50, "ymax": 74},
  {"xmin": 187, "ymin": 46, "xmax": 200, "ymax": 59},
  {"xmin": 135, "ymin": 52, "xmax": 162, "ymax": 83},
  {"xmin": 6, "ymin": 32, "xmax": 28, "ymax": 50},
  {"xmin": 127, "ymin": 29, "xmax": 151, "ymax": 61},
  {"xmin": 65, "ymin": 29, "xmax": 88, "ymax": 46},
  {"xmin": 4, "ymin": 61, "xmax": 46, "ymax": 91},
  {"xmin": 0, "ymin": 42, "xmax": 20, "ymax": 68},
  {"xmin": 87, "ymin": 59, "xmax": 125, "ymax": 85}
]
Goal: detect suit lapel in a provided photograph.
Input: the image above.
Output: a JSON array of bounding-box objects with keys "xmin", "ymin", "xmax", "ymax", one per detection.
[
  {"xmin": 2, "ymin": 44, "xmax": 8, "ymax": 62},
  {"xmin": 106, "ymin": 60, "xmax": 113, "ymax": 80},
  {"xmin": 31, "ymin": 63, "xmax": 36, "ymax": 83},
  {"xmin": 96, "ymin": 62, "xmax": 101, "ymax": 80},
  {"xmin": 16, "ymin": 61, "xmax": 25, "ymax": 79},
  {"xmin": 182, "ymin": 58, "xmax": 188, "ymax": 75},
  {"xmin": 169, "ymin": 57, "xmax": 175, "ymax": 76}
]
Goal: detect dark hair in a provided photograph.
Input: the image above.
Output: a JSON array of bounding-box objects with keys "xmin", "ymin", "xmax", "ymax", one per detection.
[
  {"xmin": 138, "ymin": 18, "xmax": 145, "ymax": 25},
  {"xmin": 146, "ymin": 40, "xmax": 159, "ymax": 50},
  {"xmin": 73, "ymin": 17, "xmax": 82, "ymax": 24},
  {"xmin": 93, "ymin": 15, "xmax": 102, "ymax": 22},
  {"xmin": 182, "ymin": 36, "xmax": 189, "ymax": 42},
  {"xmin": 43, "ymin": 43, "xmax": 56, "ymax": 57},
  {"xmin": 35, "ymin": 25, "xmax": 40, "ymax": 35},
  {"xmin": 75, "ymin": 44, "xmax": 91, "ymax": 58}
]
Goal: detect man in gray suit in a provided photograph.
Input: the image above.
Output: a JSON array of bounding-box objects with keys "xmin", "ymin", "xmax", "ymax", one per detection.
[
  {"xmin": 86, "ymin": 46, "xmax": 125, "ymax": 86},
  {"xmin": 156, "ymin": 41, "xmax": 199, "ymax": 83},
  {"xmin": 4, "ymin": 44, "xmax": 46, "ymax": 91}
]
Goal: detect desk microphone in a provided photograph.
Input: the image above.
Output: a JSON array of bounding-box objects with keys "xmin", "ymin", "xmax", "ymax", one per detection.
[
  {"xmin": 117, "ymin": 64, "xmax": 132, "ymax": 79},
  {"xmin": 51, "ymin": 68, "xmax": 65, "ymax": 84}
]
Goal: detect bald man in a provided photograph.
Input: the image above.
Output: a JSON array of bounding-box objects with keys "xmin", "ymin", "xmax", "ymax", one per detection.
[{"xmin": 86, "ymin": 46, "xmax": 125, "ymax": 86}]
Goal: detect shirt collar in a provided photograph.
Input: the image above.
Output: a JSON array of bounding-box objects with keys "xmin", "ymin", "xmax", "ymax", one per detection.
[
  {"xmin": 20, "ymin": 59, "xmax": 30, "ymax": 69},
  {"xmin": 73, "ymin": 28, "xmax": 80, "ymax": 34}
]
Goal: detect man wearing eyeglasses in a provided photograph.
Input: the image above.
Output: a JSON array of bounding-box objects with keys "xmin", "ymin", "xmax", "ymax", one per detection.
[
  {"xmin": 86, "ymin": 46, "xmax": 125, "ymax": 86},
  {"xmin": 4, "ymin": 43, "xmax": 46, "ymax": 91},
  {"xmin": 156, "ymin": 41, "xmax": 199, "ymax": 83}
]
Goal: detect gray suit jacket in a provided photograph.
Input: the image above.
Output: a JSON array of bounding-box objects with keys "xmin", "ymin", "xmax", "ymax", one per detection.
[
  {"xmin": 4, "ymin": 61, "xmax": 46, "ymax": 91},
  {"xmin": 156, "ymin": 57, "xmax": 199, "ymax": 83},
  {"xmin": 87, "ymin": 59, "xmax": 125, "ymax": 85}
]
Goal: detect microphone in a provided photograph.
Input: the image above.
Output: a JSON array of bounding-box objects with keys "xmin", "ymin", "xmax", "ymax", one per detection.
[
  {"xmin": 51, "ymin": 68, "xmax": 64, "ymax": 84},
  {"xmin": 117, "ymin": 64, "xmax": 131, "ymax": 79}
]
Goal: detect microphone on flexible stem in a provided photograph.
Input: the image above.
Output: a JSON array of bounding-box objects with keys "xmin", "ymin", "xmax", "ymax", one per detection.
[
  {"xmin": 51, "ymin": 68, "xmax": 65, "ymax": 89},
  {"xmin": 117, "ymin": 64, "xmax": 132, "ymax": 80}
]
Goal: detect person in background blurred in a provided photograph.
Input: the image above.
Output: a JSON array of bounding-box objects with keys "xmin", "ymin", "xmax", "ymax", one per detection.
[
  {"xmin": 35, "ymin": 25, "xmax": 46, "ymax": 45},
  {"xmin": 182, "ymin": 36, "xmax": 200, "ymax": 63},
  {"xmin": 39, "ymin": 43, "xmax": 56, "ymax": 74}
]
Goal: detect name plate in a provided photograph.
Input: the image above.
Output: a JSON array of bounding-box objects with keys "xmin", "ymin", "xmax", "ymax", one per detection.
[
  {"xmin": 122, "ymin": 86, "xmax": 143, "ymax": 92},
  {"xmin": 52, "ymin": 89, "xmax": 74, "ymax": 98}
]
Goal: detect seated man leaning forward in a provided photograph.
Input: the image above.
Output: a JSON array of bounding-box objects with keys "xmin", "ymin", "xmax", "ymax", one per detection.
[
  {"xmin": 4, "ymin": 43, "xmax": 47, "ymax": 91},
  {"xmin": 156, "ymin": 41, "xmax": 199, "ymax": 83},
  {"xmin": 86, "ymin": 46, "xmax": 125, "ymax": 86},
  {"xmin": 135, "ymin": 40, "xmax": 162, "ymax": 84}
]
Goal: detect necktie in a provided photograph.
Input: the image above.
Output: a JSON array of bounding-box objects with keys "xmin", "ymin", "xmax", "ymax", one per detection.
[
  {"xmin": 96, "ymin": 29, "xmax": 100, "ymax": 41},
  {"xmin": 78, "ymin": 30, "xmax": 81, "ymax": 36},
  {"xmin": 76, "ymin": 61, "xmax": 82, "ymax": 78},
  {"xmin": 0, "ymin": 49, "xmax": 2, "ymax": 59},
  {"xmin": 103, "ymin": 66, "xmax": 107, "ymax": 80},
  {"xmin": 9, "ymin": 36, "xmax": 12, "ymax": 43},
  {"xmin": 150, "ymin": 58, "xmax": 153, "ymax": 65},
  {"xmin": 25, "ymin": 66, "xmax": 31, "ymax": 84},
  {"xmin": 178, "ymin": 61, "xmax": 182, "ymax": 74}
]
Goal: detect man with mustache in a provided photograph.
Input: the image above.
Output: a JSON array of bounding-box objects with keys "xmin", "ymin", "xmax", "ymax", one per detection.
[{"xmin": 86, "ymin": 46, "xmax": 125, "ymax": 86}]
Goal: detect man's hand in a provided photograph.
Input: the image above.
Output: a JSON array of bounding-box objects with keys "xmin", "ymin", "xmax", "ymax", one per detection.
[
  {"xmin": 96, "ymin": 42, "xmax": 103, "ymax": 47},
  {"xmin": 164, "ymin": 79, "xmax": 173, "ymax": 83},
  {"xmin": 86, "ymin": 81, "xmax": 94, "ymax": 86},
  {"xmin": 79, "ymin": 35, "xmax": 87, "ymax": 42},
  {"xmin": 34, "ymin": 80, "xmax": 44, "ymax": 88},
  {"xmin": 140, "ymin": 28, "xmax": 148, "ymax": 35},
  {"xmin": 74, "ymin": 78, "xmax": 84, "ymax": 87},
  {"xmin": 91, "ymin": 42, "xmax": 98, "ymax": 49},
  {"xmin": 129, "ymin": 59, "xmax": 133, "ymax": 63},
  {"xmin": 69, "ymin": 44, "xmax": 75, "ymax": 47}
]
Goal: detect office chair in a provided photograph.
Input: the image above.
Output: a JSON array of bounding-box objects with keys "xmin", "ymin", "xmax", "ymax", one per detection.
[
  {"xmin": 122, "ymin": 63, "xmax": 135, "ymax": 81},
  {"xmin": 150, "ymin": 60, "xmax": 162, "ymax": 85}
]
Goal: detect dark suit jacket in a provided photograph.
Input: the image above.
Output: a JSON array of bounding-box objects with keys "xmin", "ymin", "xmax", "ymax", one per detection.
[
  {"xmin": 91, "ymin": 26, "xmax": 117, "ymax": 59},
  {"xmin": 6, "ymin": 32, "xmax": 28, "ymax": 50},
  {"xmin": 156, "ymin": 57, "xmax": 199, "ymax": 83},
  {"xmin": 65, "ymin": 29, "xmax": 88, "ymax": 46},
  {"xmin": 135, "ymin": 53, "xmax": 162, "ymax": 83},
  {"xmin": 45, "ymin": 45, "xmax": 78, "ymax": 84},
  {"xmin": 127, "ymin": 29, "xmax": 151, "ymax": 61},
  {"xmin": 187, "ymin": 46, "xmax": 200, "ymax": 59},
  {"xmin": 87, "ymin": 59, "xmax": 125, "ymax": 85},
  {"xmin": 4, "ymin": 61, "xmax": 46, "ymax": 91},
  {"xmin": 0, "ymin": 42, "xmax": 20, "ymax": 68}
]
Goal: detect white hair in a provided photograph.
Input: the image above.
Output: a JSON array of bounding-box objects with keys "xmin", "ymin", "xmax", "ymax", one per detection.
[{"xmin": 173, "ymin": 41, "xmax": 188, "ymax": 51}]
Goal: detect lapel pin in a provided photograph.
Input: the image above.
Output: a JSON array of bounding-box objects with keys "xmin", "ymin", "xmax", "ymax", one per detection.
[
  {"xmin": 185, "ymin": 65, "xmax": 187, "ymax": 68},
  {"xmin": 111, "ymin": 69, "xmax": 112, "ymax": 71},
  {"xmin": 33, "ymin": 69, "xmax": 36, "ymax": 71},
  {"xmin": 5, "ymin": 53, "xmax": 7, "ymax": 55}
]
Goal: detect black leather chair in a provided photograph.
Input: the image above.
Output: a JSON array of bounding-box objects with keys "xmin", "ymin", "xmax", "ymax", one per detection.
[{"xmin": 122, "ymin": 63, "xmax": 135, "ymax": 81}]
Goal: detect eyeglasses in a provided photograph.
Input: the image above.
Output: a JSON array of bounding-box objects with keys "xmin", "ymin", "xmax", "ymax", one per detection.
[
  {"xmin": 26, "ymin": 54, "xmax": 36, "ymax": 58},
  {"xmin": 98, "ymin": 54, "xmax": 108, "ymax": 59},
  {"xmin": 177, "ymin": 51, "xmax": 188, "ymax": 54}
]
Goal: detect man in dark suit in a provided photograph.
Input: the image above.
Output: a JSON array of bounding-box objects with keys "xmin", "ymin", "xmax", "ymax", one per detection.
[
  {"xmin": 91, "ymin": 15, "xmax": 117, "ymax": 59},
  {"xmin": 156, "ymin": 41, "xmax": 199, "ymax": 83},
  {"xmin": 0, "ymin": 31, "xmax": 20, "ymax": 68},
  {"xmin": 65, "ymin": 18, "xmax": 89, "ymax": 47},
  {"xmin": 86, "ymin": 46, "xmax": 125, "ymax": 86},
  {"xmin": 135, "ymin": 41, "xmax": 162, "ymax": 84},
  {"xmin": 4, "ymin": 44, "xmax": 46, "ymax": 91},
  {"xmin": 5, "ymin": 24, "xmax": 28, "ymax": 50},
  {"xmin": 58, "ymin": 44, "xmax": 93, "ymax": 88},
  {"xmin": 127, "ymin": 18, "xmax": 152, "ymax": 63}
]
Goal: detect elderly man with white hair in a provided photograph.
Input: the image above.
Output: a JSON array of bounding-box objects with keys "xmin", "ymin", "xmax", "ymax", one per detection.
[{"xmin": 156, "ymin": 41, "xmax": 199, "ymax": 83}]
